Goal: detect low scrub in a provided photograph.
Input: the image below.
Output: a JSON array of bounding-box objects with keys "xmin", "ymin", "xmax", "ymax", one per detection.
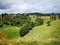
[
  {"xmin": 19, "ymin": 22, "xmax": 35, "ymax": 37},
  {"xmin": 35, "ymin": 18, "xmax": 43, "ymax": 26}
]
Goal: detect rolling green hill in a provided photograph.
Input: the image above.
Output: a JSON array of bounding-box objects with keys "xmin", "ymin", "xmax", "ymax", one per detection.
[
  {"xmin": 18, "ymin": 20, "xmax": 60, "ymax": 45},
  {"xmin": 0, "ymin": 19, "xmax": 60, "ymax": 45},
  {"xmin": 0, "ymin": 25, "xmax": 20, "ymax": 39}
]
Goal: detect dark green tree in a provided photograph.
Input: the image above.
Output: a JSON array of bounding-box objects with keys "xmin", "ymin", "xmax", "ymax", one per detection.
[
  {"xmin": 53, "ymin": 15, "xmax": 56, "ymax": 20},
  {"xmin": 50, "ymin": 13, "xmax": 56, "ymax": 21},
  {"xmin": 59, "ymin": 15, "xmax": 60, "ymax": 19},
  {"xmin": 35, "ymin": 18, "xmax": 43, "ymax": 26},
  {"xmin": 19, "ymin": 22, "xmax": 35, "ymax": 37}
]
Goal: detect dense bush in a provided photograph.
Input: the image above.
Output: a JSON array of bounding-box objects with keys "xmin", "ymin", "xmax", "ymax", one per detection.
[
  {"xmin": 0, "ymin": 24, "xmax": 3, "ymax": 27},
  {"xmin": 35, "ymin": 18, "xmax": 43, "ymax": 26},
  {"xmin": 2, "ymin": 14, "xmax": 31, "ymax": 27},
  {"xmin": 47, "ymin": 21, "xmax": 51, "ymax": 26},
  {"xmin": 19, "ymin": 22, "xmax": 35, "ymax": 37},
  {"xmin": 59, "ymin": 15, "xmax": 60, "ymax": 19}
]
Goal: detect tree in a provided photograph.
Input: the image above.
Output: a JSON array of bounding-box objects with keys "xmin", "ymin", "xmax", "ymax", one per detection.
[
  {"xmin": 19, "ymin": 22, "xmax": 35, "ymax": 37},
  {"xmin": 53, "ymin": 15, "xmax": 56, "ymax": 20},
  {"xmin": 16, "ymin": 13, "xmax": 20, "ymax": 18},
  {"xmin": 59, "ymin": 15, "xmax": 60, "ymax": 19},
  {"xmin": 47, "ymin": 21, "xmax": 51, "ymax": 26},
  {"xmin": 35, "ymin": 18, "xmax": 43, "ymax": 26},
  {"xmin": 50, "ymin": 13, "xmax": 56, "ymax": 21},
  {"xmin": 1, "ymin": 13, "xmax": 4, "ymax": 27}
]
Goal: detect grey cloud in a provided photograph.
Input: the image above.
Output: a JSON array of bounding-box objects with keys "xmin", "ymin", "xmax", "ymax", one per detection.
[
  {"xmin": 0, "ymin": 0, "xmax": 12, "ymax": 10},
  {"xmin": 0, "ymin": 0, "xmax": 60, "ymax": 13}
]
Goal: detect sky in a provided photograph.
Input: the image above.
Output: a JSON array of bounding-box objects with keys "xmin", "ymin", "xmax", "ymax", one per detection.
[{"xmin": 0, "ymin": 0, "xmax": 60, "ymax": 13}]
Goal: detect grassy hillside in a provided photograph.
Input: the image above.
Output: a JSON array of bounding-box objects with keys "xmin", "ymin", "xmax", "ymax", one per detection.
[
  {"xmin": 0, "ymin": 25, "xmax": 20, "ymax": 39},
  {"xmin": 0, "ymin": 15, "xmax": 60, "ymax": 45},
  {"xmin": 0, "ymin": 16, "xmax": 50, "ymax": 39},
  {"xmin": 17, "ymin": 20, "xmax": 60, "ymax": 45},
  {"xmin": 23, "ymin": 20, "xmax": 60, "ymax": 39}
]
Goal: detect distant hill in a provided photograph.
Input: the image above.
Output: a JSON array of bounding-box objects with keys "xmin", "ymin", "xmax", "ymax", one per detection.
[{"xmin": 22, "ymin": 12, "xmax": 60, "ymax": 16}]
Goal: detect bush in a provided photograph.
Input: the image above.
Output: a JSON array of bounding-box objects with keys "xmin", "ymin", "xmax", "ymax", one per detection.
[
  {"xmin": 0, "ymin": 24, "xmax": 3, "ymax": 27},
  {"xmin": 47, "ymin": 21, "xmax": 51, "ymax": 26},
  {"xmin": 19, "ymin": 22, "xmax": 35, "ymax": 37},
  {"xmin": 35, "ymin": 18, "xmax": 43, "ymax": 26},
  {"xmin": 59, "ymin": 15, "xmax": 60, "ymax": 19}
]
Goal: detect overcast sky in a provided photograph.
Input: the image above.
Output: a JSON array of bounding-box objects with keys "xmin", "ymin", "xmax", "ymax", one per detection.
[{"xmin": 0, "ymin": 0, "xmax": 60, "ymax": 13}]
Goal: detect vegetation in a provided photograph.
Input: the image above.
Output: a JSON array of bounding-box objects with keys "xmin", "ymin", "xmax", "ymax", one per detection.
[
  {"xmin": 0, "ymin": 25, "xmax": 20, "ymax": 39},
  {"xmin": 0, "ymin": 13, "xmax": 31, "ymax": 27},
  {"xmin": 50, "ymin": 13, "xmax": 56, "ymax": 21},
  {"xmin": 0, "ymin": 13, "xmax": 60, "ymax": 45},
  {"xmin": 35, "ymin": 18, "xmax": 43, "ymax": 26},
  {"xmin": 0, "ymin": 24, "xmax": 3, "ymax": 27},
  {"xmin": 47, "ymin": 21, "xmax": 51, "ymax": 26},
  {"xmin": 59, "ymin": 15, "xmax": 60, "ymax": 19},
  {"xmin": 19, "ymin": 22, "xmax": 35, "ymax": 37}
]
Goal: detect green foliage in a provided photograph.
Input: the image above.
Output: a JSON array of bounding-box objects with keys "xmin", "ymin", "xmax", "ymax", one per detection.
[
  {"xmin": 59, "ymin": 15, "xmax": 60, "ymax": 19},
  {"xmin": 50, "ymin": 15, "xmax": 56, "ymax": 21},
  {"xmin": 0, "ymin": 13, "xmax": 60, "ymax": 45},
  {"xmin": 19, "ymin": 22, "xmax": 35, "ymax": 37},
  {"xmin": 35, "ymin": 18, "xmax": 43, "ymax": 26},
  {"xmin": 19, "ymin": 17, "xmax": 44, "ymax": 37},
  {"xmin": 0, "ymin": 25, "xmax": 20, "ymax": 39},
  {"xmin": 0, "ymin": 24, "xmax": 3, "ymax": 27},
  {"xmin": 2, "ymin": 14, "xmax": 31, "ymax": 27},
  {"xmin": 53, "ymin": 15, "xmax": 56, "ymax": 20},
  {"xmin": 47, "ymin": 21, "xmax": 51, "ymax": 26}
]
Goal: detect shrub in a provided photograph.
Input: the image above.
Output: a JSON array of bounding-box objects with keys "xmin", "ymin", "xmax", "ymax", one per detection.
[
  {"xmin": 19, "ymin": 22, "xmax": 35, "ymax": 37},
  {"xmin": 59, "ymin": 15, "xmax": 60, "ymax": 19},
  {"xmin": 47, "ymin": 21, "xmax": 51, "ymax": 26},
  {"xmin": 0, "ymin": 24, "xmax": 3, "ymax": 27},
  {"xmin": 35, "ymin": 18, "xmax": 43, "ymax": 26}
]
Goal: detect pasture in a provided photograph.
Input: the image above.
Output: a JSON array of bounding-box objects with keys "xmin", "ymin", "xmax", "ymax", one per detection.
[{"xmin": 0, "ymin": 15, "xmax": 60, "ymax": 45}]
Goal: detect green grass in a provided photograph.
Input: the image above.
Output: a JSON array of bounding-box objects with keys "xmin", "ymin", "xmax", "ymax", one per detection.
[
  {"xmin": 0, "ymin": 25, "xmax": 20, "ymax": 39},
  {"xmin": 0, "ymin": 16, "xmax": 60, "ymax": 45},
  {"xmin": 19, "ymin": 20, "xmax": 60, "ymax": 45},
  {"xmin": 27, "ymin": 20, "xmax": 59, "ymax": 36}
]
